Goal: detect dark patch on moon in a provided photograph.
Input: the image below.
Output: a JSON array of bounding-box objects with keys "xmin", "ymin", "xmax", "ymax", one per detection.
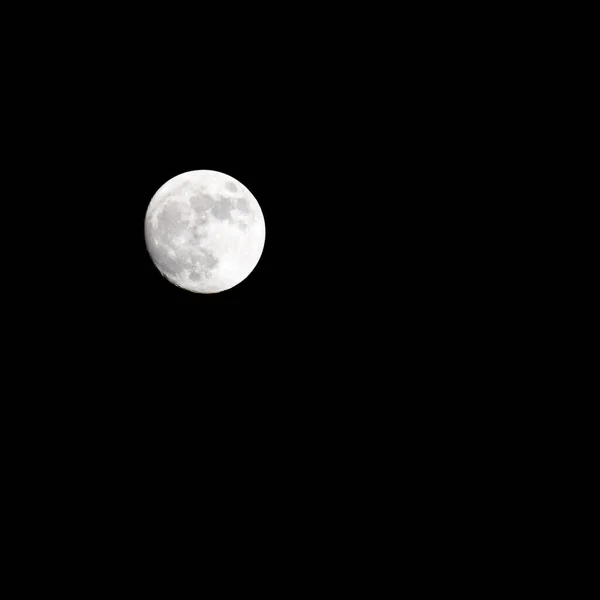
[
  {"xmin": 195, "ymin": 213, "xmax": 209, "ymax": 226},
  {"xmin": 198, "ymin": 250, "xmax": 219, "ymax": 269},
  {"xmin": 160, "ymin": 205, "xmax": 181, "ymax": 225},
  {"xmin": 187, "ymin": 248, "xmax": 219, "ymax": 283},
  {"xmin": 211, "ymin": 196, "xmax": 235, "ymax": 221},
  {"xmin": 190, "ymin": 193, "xmax": 215, "ymax": 213},
  {"xmin": 193, "ymin": 248, "xmax": 218, "ymax": 269},
  {"xmin": 237, "ymin": 196, "xmax": 250, "ymax": 213},
  {"xmin": 225, "ymin": 181, "xmax": 237, "ymax": 193},
  {"xmin": 158, "ymin": 205, "xmax": 190, "ymax": 238},
  {"xmin": 190, "ymin": 228, "xmax": 207, "ymax": 243}
]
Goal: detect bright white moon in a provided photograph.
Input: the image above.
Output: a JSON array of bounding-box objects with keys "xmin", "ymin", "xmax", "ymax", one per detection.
[{"xmin": 145, "ymin": 170, "xmax": 266, "ymax": 293}]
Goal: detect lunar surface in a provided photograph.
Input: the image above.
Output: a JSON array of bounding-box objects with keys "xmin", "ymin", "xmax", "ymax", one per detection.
[{"xmin": 144, "ymin": 170, "xmax": 266, "ymax": 293}]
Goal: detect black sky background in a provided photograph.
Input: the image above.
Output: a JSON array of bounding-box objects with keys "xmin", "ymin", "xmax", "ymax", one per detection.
[
  {"xmin": 5, "ymin": 4, "xmax": 538, "ymax": 509},
  {"xmin": 1, "ymin": 8, "xmax": 556, "ymax": 580},
  {"xmin": 5, "ymin": 14, "xmax": 416, "ymax": 534},
  {"xmin": 3, "ymin": 34, "xmax": 465, "ymax": 514},
  {"xmin": 28, "ymin": 16, "xmax": 406, "ymax": 402},
  {"xmin": 14, "ymin": 6, "xmax": 499, "ymax": 422}
]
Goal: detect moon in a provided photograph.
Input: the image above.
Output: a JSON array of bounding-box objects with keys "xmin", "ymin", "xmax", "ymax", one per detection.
[{"xmin": 144, "ymin": 170, "xmax": 266, "ymax": 293}]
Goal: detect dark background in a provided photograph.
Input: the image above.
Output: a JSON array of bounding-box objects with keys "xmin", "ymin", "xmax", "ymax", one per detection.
[
  {"xmin": 11, "ymin": 18, "xmax": 408, "ymax": 539},
  {"xmin": 8, "ymin": 5, "xmax": 542, "ymax": 427},
  {"xmin": 13, "ymin": 48, "xmax": 375, "ymax": 447},
  {"xmin": 12, "ymin": 6, "xmax": 516, "ymax": 426},
  {"xmin": 19, "ymin": 11, "xmax": 409, "ymax": 408},
  {"xmin": 9, "ymin": 6, "xmax": 549, "ymax": 463},
  {"xmin": 2, "ymin": 7, "xmax": 562, "ymax": 581}
]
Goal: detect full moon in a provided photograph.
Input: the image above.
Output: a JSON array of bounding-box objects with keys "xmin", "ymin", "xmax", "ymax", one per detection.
[{"xmin": 144, "ymin": 170, "xmax": 266, "ymax": 293}]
